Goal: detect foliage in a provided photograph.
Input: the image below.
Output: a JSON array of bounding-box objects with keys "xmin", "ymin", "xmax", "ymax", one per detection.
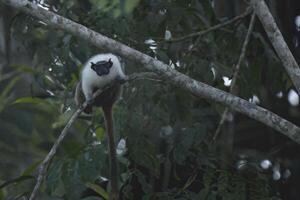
[{"xmin": 0, "ymin": 0, "xmax": 297, "ymax": 199}]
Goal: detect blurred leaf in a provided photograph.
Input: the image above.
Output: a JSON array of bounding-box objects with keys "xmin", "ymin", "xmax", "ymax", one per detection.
[
  {"xmin": 22, "ymin": 160, "xmax": 41, "ymax": 176},
  {"xmin": 95, "ymin": 127, "xmax": 105, "ymax": 141},
  {"xmin": 86, "ymin": 182, "xmax": 108, "ymax": 200},
  {"xmin": 12, "ymin": 97, "xmax": 49, "ymax": 105},
  {"xmin": 0, "ymin": 176, "xmax": 33, "ymax": 189},
  {"xmin": 46, "ymin": 159, "xmax": 64, "ymax": 195},
  {"xmin": 0, "ymin": 77, "xmax": 20, "ymax": 100},
  {"xmin": 11, "ymin": 64, "xmax": 37, "ymax": 74},
  {"xmin": 52, "ymin": 110, "xmax": 73, "ymax": 129},
  {"xmin": 78, "ymin": 145, "xmax": 106, "ymax": 182},
  {"xmin": 135, "ymin": 170, "xmax": 151, "ymax": 193},
  {"xmin": 62, "ymin": 160, "xmax": 85, "ymax": 200},
  {"xmin": 33, "ymin": 27, "xmax": 48, "ymax": 41},
  {"xmin": 124, "ymin": 0, "xmax": 140, "ymax": 14},
  {"xmin": 0, "ymin": 189, "xmax": 3, "ymax": 199},
  {"xmin": 0, "ymin": 76, "xmax": 20, "ymax": 112},
  {"xmin": 156, "ymin": 49, "xmax": 170, "ymax": 64}
]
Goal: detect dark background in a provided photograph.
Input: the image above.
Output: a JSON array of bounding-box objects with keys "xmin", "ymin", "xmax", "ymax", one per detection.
[{"xmin": 1, "ymin": 0, "xmax": 300, "ymax": 199}]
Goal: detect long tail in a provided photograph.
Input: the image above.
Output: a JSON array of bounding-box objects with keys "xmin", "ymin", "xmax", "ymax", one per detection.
[{"xmin": 102, "ymin": 105, "xmax": 119, "ymax": 200}]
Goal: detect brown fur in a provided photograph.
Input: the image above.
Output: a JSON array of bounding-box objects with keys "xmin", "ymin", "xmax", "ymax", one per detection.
[
  {"xmin": 75, "ymin": 81, "xmax": 121, "ymax": 113},
  {"xmin": 74, "ymin": 81, "xmax": 121, "ymax": 199}
]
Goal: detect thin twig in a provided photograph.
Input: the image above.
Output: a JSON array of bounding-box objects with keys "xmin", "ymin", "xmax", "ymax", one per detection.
[
  {"xmin": 29, "ymin": 102, "xmax": 87, "ymax": 200},
  {"xmin": 167, "ymin": 8, "xmax": 252, "ymax": 43},
  {"xmin": 28, "ymin": 72, "xmax": 160, "ymax": 200},
  {"xmin": 5, "ymin": 0, "xmax": 300, "ymax": 148},
  {"xmin": 213, "ymin": 11, "xmax": 256, "ymax": 141}
]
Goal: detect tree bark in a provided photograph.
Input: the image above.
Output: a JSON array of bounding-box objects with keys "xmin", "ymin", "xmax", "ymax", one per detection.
[
  {"xmin": 3, "ymin": 0, "xmax": 300, "ymax": 144},
  {"xmin": 251, "ymin": 0, "xmax": 300, "ymax": 93}
]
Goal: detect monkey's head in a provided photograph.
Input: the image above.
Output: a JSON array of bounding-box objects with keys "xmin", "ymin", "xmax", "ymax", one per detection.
[{"xmin": 90, "ymin": 58, "xmax": 113, "ymax": 76}]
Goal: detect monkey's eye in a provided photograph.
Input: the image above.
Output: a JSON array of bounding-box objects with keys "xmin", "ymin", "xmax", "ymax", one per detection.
[{"xmin": 91, "ymin": 65, "xmax": 110, "ymax": 76}]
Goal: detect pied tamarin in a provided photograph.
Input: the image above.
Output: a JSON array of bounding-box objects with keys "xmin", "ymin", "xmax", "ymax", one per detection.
[{"xmin": 75, "ymin": 53, "xmax": 126, "ymax": 200}]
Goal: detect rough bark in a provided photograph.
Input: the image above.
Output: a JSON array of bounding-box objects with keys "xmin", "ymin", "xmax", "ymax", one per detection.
[
  {"xmin": 251, "ymin": 0, "xmax": 300, "ymax": 93},
  {"xmin": 3, "ymin": 0, "xmax": 300, "ymax": 144}
]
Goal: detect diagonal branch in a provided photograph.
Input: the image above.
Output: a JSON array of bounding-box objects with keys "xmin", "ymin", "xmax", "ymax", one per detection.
[
  {"xmin": 250, "ymin": 0, "xmax": 300, "ymax": 93},
  {"xmin": 213, "ymin": 11, "xmax": 256, "ymax": 140},
  {"xmin": 29, "ymin": 102, "xmax": 87, "ymax": 200},
  {"xmin": 167, "ymin": 8, "xmax": 252, "ymax": 43},
  {"xmin": 28, "ymin": 72, "xmax": 158, "ymax": 200},
  {"xmin": 4, "ymin": 0, "xmax": 300, "ymax": 145},
  {"xmin": 126, "ymin": 72, "xmax": 161, "ymax": 82}
]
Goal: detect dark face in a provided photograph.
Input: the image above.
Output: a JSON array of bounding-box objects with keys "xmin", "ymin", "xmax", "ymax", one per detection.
[{"xmin": 90, "ymin": 58, "xmax": 113, "ymax": 76}]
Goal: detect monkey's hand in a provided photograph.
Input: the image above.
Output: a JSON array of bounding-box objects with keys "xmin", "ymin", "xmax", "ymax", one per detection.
[{"xmin": 86, "ymin": 98, "xmax": 94, "ymax": 105}]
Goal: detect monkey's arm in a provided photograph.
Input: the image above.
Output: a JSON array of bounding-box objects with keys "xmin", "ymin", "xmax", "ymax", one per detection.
[{"xmin": 75, "ymin": 81, "xmax": 93, "ymax": 113}]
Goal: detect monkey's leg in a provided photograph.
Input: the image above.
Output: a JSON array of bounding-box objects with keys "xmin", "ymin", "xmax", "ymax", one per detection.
[
  {"xmin": 81, "ymin": 82, "xmax": 94, "ymax": 105},
  {"xmin": 102, "ymin": 105, "xmax": 119, "ymax": 200}
]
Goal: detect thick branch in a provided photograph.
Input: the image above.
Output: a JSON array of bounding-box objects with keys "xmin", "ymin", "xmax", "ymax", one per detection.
[
  {"xmin": 4, "ymin": 0, "xmax": 300, "ymax": 145},
  {"xmin": 250, "ymin": 0, "xmax": 300, "ymax": 93},
  {"xmin": 126, "ymin": 72, "xmax": 160, "ymax": 81}
]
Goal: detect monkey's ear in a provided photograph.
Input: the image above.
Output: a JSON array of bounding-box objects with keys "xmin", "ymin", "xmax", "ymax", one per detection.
[
  {"xmin": 90, "ymin": 62, "xmax": 96, "ymax": 70},
  {"xmin": 108, "ymin": 58, "xmax": 113, "ymax": 68}
]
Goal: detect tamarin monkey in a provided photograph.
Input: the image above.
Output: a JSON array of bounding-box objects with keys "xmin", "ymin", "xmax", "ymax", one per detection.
[{"xmin": 75, "ymin": 53, "xmax": 126, "ymax": 200}]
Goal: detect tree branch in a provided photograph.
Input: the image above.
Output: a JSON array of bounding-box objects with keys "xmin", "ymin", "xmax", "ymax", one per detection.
[
  {"xmin": 4, "ymin": 1, "xmax": 300, "ymax": 146},
  {"xmin": 167, "ymin": 7, "xmax": 252, "ymax": 42},
  {"xmin": 29, "ymin": 102, "xmax": 86, "ymax": 200},
  {"xmin": 28, "ymin": 73, "xmax": 156, "ymax": 200},
  {"xmin": 125, "ymin": 72, "xmax": 161, "ymax": 82},
  {"xmin": 213, "ymin": 11, "xmax": 256, "ymax": 140},
  {"xmin": 250, "ymin": 0, "xmax": 300, "ymax": 93}
]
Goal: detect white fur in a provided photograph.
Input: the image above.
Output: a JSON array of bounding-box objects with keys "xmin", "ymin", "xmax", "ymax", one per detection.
[{"xmin": 81, "ymin": 53, "xmax": 126, "ymax": 101}]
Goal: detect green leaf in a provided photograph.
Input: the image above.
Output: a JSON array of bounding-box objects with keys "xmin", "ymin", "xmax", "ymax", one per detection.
[
  {"xmin": 0, "ymin": 77, "xmax": 20, "ymax": 104},
  {"xmin": 52, "ymin": 110, "xmax": 73, "ymax": 129},
  {"xmin": 0, "ymin": 189, "xmax": 4, "ymax": 199},
  {"xmin": 95, "ymin": 127, "xmax": 105, "ymax": 141},
  {"xmin": 85, "ymin": 182, "xmax": 109, "ymax": 200},
  {"xmin": 156, "ymin": 49, "xmax": 170, "ymax": 64},
  {"xmin": 62, "ymin": 160, "xmax": 85, "ymax": 200},
  {"xmin": 12, "ymin": 97, "xmax": 48, "ymax": 105},
  {"xmin": 124, "ymin": 0, "xmax": 140, "ymax": 14},
  {"xmin": 22, "ymin": 160, "xmax": 41, "ymax": 176},
  {"xmin": 0, "ymin": 77, "xmax": 20, "ymax": 111},
  {"xmin": 78, "ymin": 145, "xmax": 106, "ymax": 182},
  {"xmin": 46, "ymin": 160, "xmax": 63, "ymax": 195},
  {"xmin": 0, "ymin": 176, "xmax": 33, "ymax": 189},
  {"xmin": 11, "ymin": 64, "xmax": 37, "ymax": 74}
]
